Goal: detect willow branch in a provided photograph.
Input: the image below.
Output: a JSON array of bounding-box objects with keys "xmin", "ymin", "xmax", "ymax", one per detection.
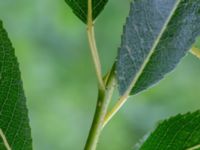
[
  {"xmin": 87, "ymin": 0, "xmax": 105, "ymax": 90},
  {"xmin": 84, "ymin": 66, "xmax": 116, "ymax": 150}
]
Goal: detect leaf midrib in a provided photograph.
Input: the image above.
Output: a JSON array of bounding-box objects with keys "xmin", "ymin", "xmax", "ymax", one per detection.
[
  {"xmin": 122, "ymin": 0, "xmax": 181, "ymax": 97},
  {"xmin": 187, "ymin": 144, "xmax": 200, "ymax": 150},
  {"xmin": 0, "ymin": 129, "xmax": 11, "ymax": 150}
]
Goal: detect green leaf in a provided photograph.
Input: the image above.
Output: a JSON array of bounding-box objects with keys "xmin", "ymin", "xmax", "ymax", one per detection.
[
  {"xmin": 0, "ymin": 21, "xmax": 32, "ymax": 149},
  {"xmin": 65, "ymin": 0, "xmax": 108, "ymax": 23},
  {"xmin": 139, "ymin": 111, "xmax": 200, "ymax": 150},
  {"xmin": 116, "ymin": 0, "xmax": 200, "ymax": 96},
  {"xmin": 194, "ymin": 36, "xmax": 200, "ymax": 49}
]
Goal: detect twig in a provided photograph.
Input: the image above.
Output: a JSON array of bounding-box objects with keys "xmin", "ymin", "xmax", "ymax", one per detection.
[
  {"xmin": 87, "ymin": 0, "xmax": 105, "ymax": 90},
  {"xmin": 84, "ymin": 66, "xmax": 116, "ymax": 150}
]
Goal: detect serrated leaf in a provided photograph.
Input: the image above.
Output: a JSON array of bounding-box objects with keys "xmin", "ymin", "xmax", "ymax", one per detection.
[
  {"xmin": 139, "ymin": 111, "xmax": 200, "ymax": 150},
  {"xmin": 65, "ymin": 0, "xmax": 108, "ymax": 23},
  {"xmin": 0, "ymin": 21, "xmax": 32, "ymax": 150},
  {"xmin": 117, "ymin": 0, "xmax": 200, "ymax": 96}
]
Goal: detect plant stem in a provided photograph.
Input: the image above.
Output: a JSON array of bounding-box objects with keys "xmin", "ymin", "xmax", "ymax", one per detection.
[
  {"xmin": 85, "ymin": 0, "xmax": 114, "ymax": 149},
  {"xmin": 190, "ymin": 47, "xmax": 200, "ymax": 59},
  {"xmin": 102, "ymin": 94, "xmax": 129, "ymax": 128},
  {"xmin": 87, "ymin": 0, "xmax": 105, "ymax": 91},
  {"xmin": 84, "ymin": 67, "xmax": 116, "ymax": 150},
  {"xmin": 0, "ymin": 129, "xmax": 11, "ymax": 150}
]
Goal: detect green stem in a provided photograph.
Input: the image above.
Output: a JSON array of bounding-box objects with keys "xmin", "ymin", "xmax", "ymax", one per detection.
[
  {"xmin": 87, "ymin": 0, "xmax": 105, "ymax": 91},
  {"xmin": 102, "ymin": 94, "xmax": 129, "ymax": 128},
  {"xmin": 84, "ymin": 67, "xmax": 116, "ymax": 150}
]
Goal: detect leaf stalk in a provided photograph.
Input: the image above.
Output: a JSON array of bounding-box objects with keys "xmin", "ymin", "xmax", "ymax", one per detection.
[
  {"xmin": 102, "ymin": 94, "xmax": 129, "ymax": 128},
  {"xmin": 87, "ymin": 0, "xmax": 105, "ymax": 91}
]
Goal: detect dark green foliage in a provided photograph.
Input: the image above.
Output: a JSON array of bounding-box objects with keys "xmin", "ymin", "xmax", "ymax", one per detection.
[
  {"xmin": 139, "ymin": 111, "xmax": 200, "ymax": 150},
  {"xmin": 65, "ymin": 0, "xmax": 108, "ymax": 23},
  {"xmin": 117, "ymin": 0, "xmax": 200, "ymax": 95},
  {"xmin": 0, "ymin": 21, "xmax": 32, "ymax": 150}
]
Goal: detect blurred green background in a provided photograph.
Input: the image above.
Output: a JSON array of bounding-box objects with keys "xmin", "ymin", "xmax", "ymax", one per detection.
[{"xmin": 0, "ymin": 0, "xmax": 200, "ymax": 149}]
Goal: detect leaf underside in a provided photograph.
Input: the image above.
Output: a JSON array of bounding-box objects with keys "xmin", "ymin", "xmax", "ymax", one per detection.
[
  {"xmin": 117, "ymin": 0, "xmax": 200, "ymax": 96},
  {"xmin": 139, "ymin": 110, "xmax": 200, "ymax": 150},
  {"xmin": 194, "ymin": 36, "xmax": 200, "ymax": 49},
  {"xmin": 65, "ymin": 0, "xmax": 108, "ymax": 23},
  {"xmin": 0, "ymin": 21, "xmax": 32, "ymax": 150}
]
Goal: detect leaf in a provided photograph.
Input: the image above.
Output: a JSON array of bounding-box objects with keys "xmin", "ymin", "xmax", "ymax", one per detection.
[
  {"xmin": 0, "ymin": 21, "xmax": 32, "ymax": 149},
  {"xmin": 139, "ymin": 110, "xmax": 200, "ymax": 150},
  {"xmin": 194, "ymin": 36, "xmax": 200, "ymax": 49},
  {"xmin": 65, "ymin": 0, "xmax": 108, "ymax": 23},
  {"xmin": 116, "ymin": 0, "xmax": 200, "ymax": 96}
]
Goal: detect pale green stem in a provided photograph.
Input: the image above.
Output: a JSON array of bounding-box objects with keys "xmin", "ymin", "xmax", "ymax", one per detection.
[
  {"xmin": 84, "ymin": 67, "xmax": 116, "ymax": 150},
  {"xmin": 84, "ymin": 0, "xmax": 115, "ymax": 149},
  {"xmin": 102, "ymin": 94, "xmax": 129, "ymax": 128},
  {"xmin": 0, "ymin": 129, "xmax": 11, "ymax": 150},
  {"xmin": 87, "ymin": 0, "xmax": 105, "ymax": 91}
]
